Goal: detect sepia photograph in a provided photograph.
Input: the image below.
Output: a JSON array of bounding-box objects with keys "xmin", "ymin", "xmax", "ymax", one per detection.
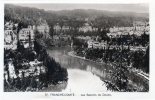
[{"xmin": 4, "ymin": 3, "xmax": 149, "ymax": 92}]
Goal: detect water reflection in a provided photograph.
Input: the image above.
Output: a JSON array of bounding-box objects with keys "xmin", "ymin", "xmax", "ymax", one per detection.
[
  {"xmin": 63, "ymin": 69, "xmax": 108, "ymax": 92},
  {"xmin": 45, "ymin": 47, "xmax": 148, "ymax": 92},
  {"xmin": 47, "ymin": 47, "xmax": 110, "ymax": 92},
  {"xmin": 86, "ymin": 65, "xmax": 107, "ymax": 79}
]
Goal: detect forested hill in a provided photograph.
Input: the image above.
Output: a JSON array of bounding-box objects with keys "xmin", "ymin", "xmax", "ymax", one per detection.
[
  {"xmin": 49, "ymin": 9, "xmax": 149, "ymax": 19},
  {"xmin": 5, "ymin": 4, "xmax": 149, "ymax": 28}
]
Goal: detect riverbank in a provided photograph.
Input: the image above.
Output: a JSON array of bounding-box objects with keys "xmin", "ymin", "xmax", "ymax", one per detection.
[
  {"xmin": 68, "ymin": 51, "xmax": 149, "ymax": 81},
  {"xmin": 68, "ymin": 51, "xmax": 106, "ymax": 65},
  {"xmin": 46, "ymin": 47, "xmax": 149, "ymax": 91},
  {"xmin": 68, "ymin": 50, "xmax": 149, "ymax": 91}
]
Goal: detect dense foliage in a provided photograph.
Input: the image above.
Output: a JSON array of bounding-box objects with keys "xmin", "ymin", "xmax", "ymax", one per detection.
[
  {"xmin": 5, "ymin": 4, "xmax": 149, "ymax": 32},
  {"xmin": 4, "ymin": 39, "xmax": 68, "ymax": 91}
]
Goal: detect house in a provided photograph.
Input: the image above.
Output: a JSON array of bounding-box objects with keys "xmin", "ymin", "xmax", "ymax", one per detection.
[
  {"xmin": 100, "ymin": 41, "xmax": 107, "ymax": 49},
  {"xmin": 18, "ymin": 26, "xmax": 34, "ymax": 48},
  {"xmin": 133, "ymin": 21, "xmax": 147, "ymax": 27},
  {"xmin": 37, "ymin": 23, "xmax": 49, "ymax": 34},
  {"xmin": 87, "ymin": 40, "xmax": 107, "ymax": 49},
  {"xmin": 76, "ymin": 36, "xmax": 91, "ymax": 41},
  {"xmin": 4, "ymin": 30, "xmax": 17, "ymax": 50},
  {"xmin": 107, "ymin": 32, "xmax": 117, "ymax": 38},
  {"xmin": 53, "ymin": 24, "xmax": 70, "ymax": 33},
  {"xmin": 36, "ymin": 18, "xmax": 50, "ymax": 33},
  {"xmin": 36, "ymin": 23, "xmax": 50, "ymax": 39},
  {"xmin": 87, "ymin": 40, "xmax": 93, "ymax": 48},
  {"xmin": 53, "ymin": 24, "xmax": 61, "ymax": 33},
  {"xmin": 79, "ymin": 23, "xmax": 93, "ymax": 33},
  {"xmin": 4, "ymin": 60, "xmax": 46, "ymax": 79},
  {"xmin": 62, "ymin": 26, "xmax": 70, "ymax": 31},
  {"xmin": 4, "ymin": 22, "xmax": 13, "ymax": 30}
]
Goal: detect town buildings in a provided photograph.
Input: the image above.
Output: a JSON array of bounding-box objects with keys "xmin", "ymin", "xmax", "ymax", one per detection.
[
  {"xmin": 4, "ymin": 30, "xmax": 17, "ymax": 50},
  {"xmin": 87, "ymin": 40, "xmax": 107, "ymax": 49},
  {"xmin": 53, "ymin": 23, "xmax": 61, "ymax": 33},
  {"xmin": 36, "ymin": 20, "xmax": 50, "ymax": 39},
  {"xmin": 108, "ymin": 21, "xmax": 149, "ymax": 38},
  {"xmin": 4, "ymin": 59, "xmax": 46, "ymax": 81},
  {"xmin": 53, "ymin": 23, "xmax": 70, "ymax": 34},
  {"xmin": 4, "ymin": 21, "xmax": 18, "ymax": 30},
  {"xmin": 36, "ymin": 23, "xmax": 49, "ymax": 34},
  {"xmin": 18, "ymin": 26, "xmax": 35, "ymax": 48},
  {"xmin": 4, "ymin": 22, "xmax": 47, "ymax": 82},
  {"xmin": 4, "ymin": 21, "xmax": 36, "ymax": 50},
  {"xmin": 79, "ymin": 23, "xmax": 93, "ymax": 33}
]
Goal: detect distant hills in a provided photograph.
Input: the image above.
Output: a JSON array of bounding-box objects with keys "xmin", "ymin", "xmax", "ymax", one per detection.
[
  {"xmin": 4, "ymin": 4, "xmax": 149, "ymax": 28},
  {"xmin": 48, "ymin": 9, "xmax": 149, "ymax": 18}
]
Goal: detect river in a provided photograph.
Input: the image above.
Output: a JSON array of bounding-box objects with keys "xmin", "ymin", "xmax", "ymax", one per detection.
[
  {"xmin": 46, "ymin": 46, "xmax": 110, "ymax": 92},
  {"xmin": 45, "ymin": 46, "xmax": 149, "ymax": 92}
]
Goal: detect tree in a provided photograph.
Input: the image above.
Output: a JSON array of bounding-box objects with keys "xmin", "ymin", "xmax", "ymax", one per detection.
[
  {"xmin": 111, "ymin": 65, "xmax": 129, "ymax": 91},
  {"xmin": 34, "ymin": 40, "xmax": 42, "ymax": 54},
  {"xmin": 142, "ymin": 46, "xmax": 149, "ymax": 73},
  {"xmin": 17, "ymin": 41, "xmax": 24, "ymax": 53},
  {"xmin": 49, "ymin": 25, "xmax": 54, "ymax": 38},
  {"xmin": 132, "ymin": 50, "xmax": 144, "ymax": 69},
  {"xmin": 99, "ymin": 29, "xmax": 110, "ymax": 41}
]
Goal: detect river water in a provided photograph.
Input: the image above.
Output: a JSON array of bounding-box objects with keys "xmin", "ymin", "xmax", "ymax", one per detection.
[{"xmin": 46, "ymin": 47, "xmax": 110, "ymax": 92}]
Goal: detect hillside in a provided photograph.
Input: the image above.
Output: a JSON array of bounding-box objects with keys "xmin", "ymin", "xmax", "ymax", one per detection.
[{"xmin": 5, "ymin": 4, "xmax": 149, "ymax": 28}]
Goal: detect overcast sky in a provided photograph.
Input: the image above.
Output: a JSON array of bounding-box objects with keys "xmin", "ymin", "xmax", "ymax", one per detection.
[{"xmin": 14, "ymin": 4, "xmax": 149, "ymax": 13}]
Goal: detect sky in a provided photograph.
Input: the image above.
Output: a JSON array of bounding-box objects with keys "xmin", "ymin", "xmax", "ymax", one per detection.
[{"xmin": 14, "ymin": 4, "xmax": 149, "ymax": 13}]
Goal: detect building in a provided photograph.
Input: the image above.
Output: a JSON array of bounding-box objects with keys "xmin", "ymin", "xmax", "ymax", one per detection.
[
  {"xmin": 100, "ymin": 41, "xmax": 107, "ymax": 49},
  {"xmin": 92, "ymin": 41, "xmax": 101, "ymax": 49},
  {"xmin": 4, "ymin": 62, "xmax": 17, "ymax": 79},
  {"xmin": 107, "ymin": 23, "xmax": 149, "ymax": 38},
  {"xmin": 36, "ymin": 23, "xmax": 50, "ymax": 39},
  {"xmin": 36, "ymin": 23, "xmax": 49, "ymax": 34},
  {"xmin": 76, "ymin": 36, "xmax": 91, "ymax": 41},
  {"xmin": 79, "ymin": 23, "xmax": 93, "ymax": 33},
  {"xmin": 62, "ymin": 26, "xmax": 70, "ymax": 31},
  {"xmin": 87, "ymin": 40, "xmax": 107, "ymax": 49},
  {"xmin": 87, "ymin": 40, "xmax": 93, "ymax": 48},
  {"xmin": 53, "ymin": 24, "xmax": 61, "ymax": 33},
  {"xmin": 4, "ymin": 59, "xmax": 46, "ymax": 80},
  {"xmin": 4, "ymin": 30, "xmax": 17, "ymax": 50},
  {"xmin": 133, "ymin": 21, "xmax": 147, "ymax": 27},
  {"xmin": 18, "ymin": 26, "xmax": 34, "ymax": 48},
  {"xmin": 53, "ymin": 24, "xmax": 70, "ymax": 33}
]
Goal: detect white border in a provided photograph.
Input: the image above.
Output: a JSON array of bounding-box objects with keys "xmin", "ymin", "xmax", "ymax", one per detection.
[
  {"xmin": 1, "ymin": 0, "xmax": 155, "ymax": 100},
  {"xmin": 3, "ymin": 0, "xmax": 150, "ymax": 4}
]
